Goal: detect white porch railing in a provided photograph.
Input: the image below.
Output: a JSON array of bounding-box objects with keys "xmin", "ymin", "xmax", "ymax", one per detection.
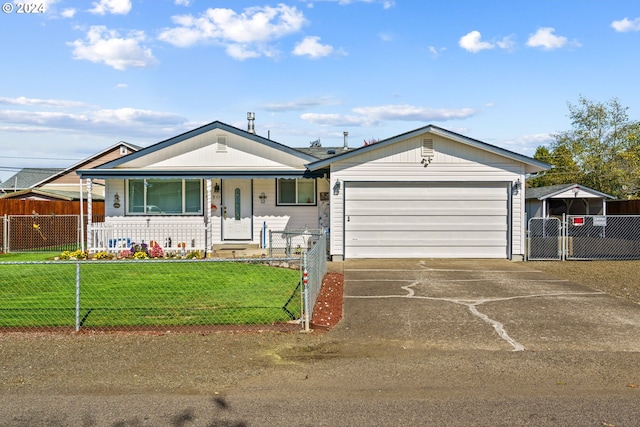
[{"xmin": 90, "ymin": 221, "xmax": 209, "ymax": 254}]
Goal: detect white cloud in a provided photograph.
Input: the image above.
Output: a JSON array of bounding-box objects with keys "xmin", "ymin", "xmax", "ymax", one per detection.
[
  {"xmin": 0, "ymin": 96, "xmax": 87, "ymax": 108},
  {"xmin": 611, "ymin": 17, "xmax": 640, "ymax": 32},
  {"xmin": 428, "ymin": 45, "xmax": 446, "ymax": 58},
  {"xmin": 0, "ymin": 102, "xmax": 189, "ymax": 138},
  {"xmin": 353, "ymin": 104, "xmax": 477, "ymax": 121},
  {"xmin": 459, "ymin": 31, "xmax": 494, "ymax": 53},
  {"xmin": 499, "ymin": 133, "xmax": 554, "ymax": 156},
  {"xmin": 293, "ymin": 36, "xmax": 334, "ymax": 58},
  {"xmin": 158, "ymin": 5, "xmax": 307, "ymax": 60},
  {"xmin": 307, "ymin": 0, "xmax": 395, "ymax": 7},
  {"xmin": 378, "ymin": 32, "xmax": 395, "ymax": 42},
  {"xmin": 88, "ymin": 0, "xmax": 132, "ymax": 15},
  {"xmin": 175, "ymin": 0, "xmax": 191, "ymax": 6},
  {"xmin": 68, "ymin": 26, "xmax": 158, "ymax": 70},
  {"xmin": 265, "ymin": 96, "xmax": 342, "ymax": 112},
  {"xmin": 496, "ymin": 35, "xmax": 516, "ymax": 51},
  {"xmin": 301, "ymin": 104, "xmax": 477, "ymax": 127},
  {"xmin": 526, "ymin": 27, "xmax": 568, "ymax": 50},
  {"xmin": 61, "ymin": 8, "xmax": 76, "ymax": 18}
]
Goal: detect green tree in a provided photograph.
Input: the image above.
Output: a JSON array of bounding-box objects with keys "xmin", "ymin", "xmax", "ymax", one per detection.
[{"xmin": 531, "ymin": 96, "xmax": 640, "ymax": 198}]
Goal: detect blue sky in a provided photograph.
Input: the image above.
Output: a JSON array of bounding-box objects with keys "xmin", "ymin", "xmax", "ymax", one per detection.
[{"xmin": 1, "ymin": 0, "xmax": 640, "ymax": 183}]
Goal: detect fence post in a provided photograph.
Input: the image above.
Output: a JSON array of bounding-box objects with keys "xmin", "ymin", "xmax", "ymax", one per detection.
[
  {"xmin": 303, "ymin": 252, "xmax": 310, "ymax": 332},
  {"xmin": 2, "ymin": 214, "xmax": 6, "ymax": 253},
  {"xmin": 562, "ymin": 213, "xmax": 567, "ymax": 261},
  {"xmin": 75, "ymin": 262, "xmax": 81, "ymax": 332}
]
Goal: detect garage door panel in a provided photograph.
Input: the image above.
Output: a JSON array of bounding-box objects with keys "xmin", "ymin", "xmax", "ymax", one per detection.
[
  {"xmin": 347, "ymin": 216, "xmax": 507, "ymax": 227},
  {"xmin": 344, "ymin": 182, "xmax": 509, "ymax": 259},
  {"xmin": 346, "ymin": 246, "xmax": 507, "ymax": 259},
  {"xmin": 347, "ymin": 207, "xmax": 506, "ymax": 216},
  {"xmin": 347, "ymin": 232, "xmax": 507, "ymax": 243}
]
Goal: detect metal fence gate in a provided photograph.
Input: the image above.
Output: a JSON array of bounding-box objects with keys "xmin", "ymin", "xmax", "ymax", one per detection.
[{"xmin": 528, "ymin": 215, "xmax": 640, "ymax": 261}]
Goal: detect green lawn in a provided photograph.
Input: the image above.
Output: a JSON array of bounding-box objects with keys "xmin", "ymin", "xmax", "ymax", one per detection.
[{"xmin": 0, "ymin": 260, "xmax": 302, "ymax": 328}]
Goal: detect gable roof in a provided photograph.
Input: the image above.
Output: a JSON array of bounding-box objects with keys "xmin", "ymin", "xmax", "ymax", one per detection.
[
  {"xmin": 306, "ymin": 125, "xmax": 550, "ymax": 173},
  {"xmin": 36, "ymin": 141, "xmax": 141, "ymax": 187},
  {"xmin": 78, "ymin": 121, "xmax": 321, "ymax": 179},
  {"xmin": 0, "ymin": 188, "xmax": 105, "ymax": 201},
  {"xmin": 526, "ymin": 184, "xmax": 615, "ymax": 200},
  {"xmin": 0, "ymin": 168, "xmax": 64, "ymax": 191}
]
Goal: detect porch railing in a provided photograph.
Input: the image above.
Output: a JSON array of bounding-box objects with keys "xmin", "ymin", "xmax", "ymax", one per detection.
[{"xmin": 90, "ymin": 221, "xmax": 209, "ymax": 254}]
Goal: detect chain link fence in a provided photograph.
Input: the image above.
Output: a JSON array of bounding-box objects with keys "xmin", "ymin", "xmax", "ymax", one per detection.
[
  {"xmin": 1, "ymin": 214, "xmax": 104, "ymax": 253},
  {"xmin": 0, "ymin": 233, "xmax": 328, "ymax": 333},
  {"xmin": 0, "ymin": 258, "xmax": 303, "ymax": 332},
  {"xmin": 528, "ymin": 215, "xmax": 640, "ymax": 261},
  {"xmin": 527, "ymin": 217, "xmax": 562, "ymax": 260},
  {"xmin": 268, "ymin": 229, "xmax": 326, "ymax": 258}
]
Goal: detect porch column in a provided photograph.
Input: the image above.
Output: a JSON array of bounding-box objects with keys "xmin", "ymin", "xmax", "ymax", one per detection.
[
  {"xmin": 603, "ymin": 199, "xmax": 607, "ymax": 216},
  {"xmin": 79, "ymin": 178, "xmax": 84, "ymax": 252},
  {"xmin": 206, "ymin": 179, "xmax": 212, "ymax": 254},
  {"xmin": 86, "ymin": 179, "xmax": 93, "ymax": 252},
  {"xmin": 542, "ymin": 199, "xmax": 547, "ymax": 218}
]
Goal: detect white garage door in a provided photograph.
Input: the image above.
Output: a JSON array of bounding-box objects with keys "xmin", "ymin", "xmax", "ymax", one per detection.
[{"xmin": 344, "ymin": 182, "xmax": 509, "ymax": 259}]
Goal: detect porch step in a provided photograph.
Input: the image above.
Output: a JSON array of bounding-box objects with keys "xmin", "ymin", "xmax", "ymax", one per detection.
[{"xmin": 210, "ymin": 244, "xmax": 265, "ymax": 258}]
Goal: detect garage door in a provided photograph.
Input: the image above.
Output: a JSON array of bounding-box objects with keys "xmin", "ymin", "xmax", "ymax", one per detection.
[{"xmin": 344, "ymin": 182, "xmax": 509, "ymax": 258}]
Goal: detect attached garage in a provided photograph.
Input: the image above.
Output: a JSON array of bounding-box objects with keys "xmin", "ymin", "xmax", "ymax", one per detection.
[
  {"xmin": 344, "ymin": 181, "xmax": 509, "ymax": 258},
  {"xmin": 306, "ymin": 125, "xmax": 550, "ymax": 261}
]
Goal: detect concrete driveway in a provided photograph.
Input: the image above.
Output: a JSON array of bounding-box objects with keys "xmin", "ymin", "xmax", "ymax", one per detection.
[{"xmin": 334, "ymin": 258, "xmax": 640, "ymax": 352}]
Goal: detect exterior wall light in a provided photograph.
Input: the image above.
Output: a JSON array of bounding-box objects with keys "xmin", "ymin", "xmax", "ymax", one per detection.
[
  {"xmin": 259, "ymin": 192, "xmax": 267, "ymax": 204},
  {"xmin": 113, "ymin": 193, "xmax": 121, "ymax": 208},
  {"xmin": 513, "ymin": 179, "xmax": 522, "ymax": 195},
  {"xmin": 333, "ymin": 180, "xmax": 341, "ymax": 195}
]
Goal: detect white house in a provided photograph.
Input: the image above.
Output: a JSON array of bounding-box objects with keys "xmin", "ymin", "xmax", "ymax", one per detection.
[{"xmin": 77, "ymin": 118, "xmax": 549, "ymax": 260}]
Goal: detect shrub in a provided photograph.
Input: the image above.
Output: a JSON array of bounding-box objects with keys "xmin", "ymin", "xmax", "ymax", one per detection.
[
  {"xmin": 58, "ymin": 249, "xmax": 87, "ymax": 260},
  {"xmin": 93, "ymin": 251, "xmax": 113, "ymax": 260}
]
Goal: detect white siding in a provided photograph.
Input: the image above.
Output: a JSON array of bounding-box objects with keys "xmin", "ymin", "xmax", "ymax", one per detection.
[
  {"xmin": 117, "ymin": 129, "xmax": 308, "ymax": 171},
  {"xmin": 330, "ymin": 132, "xmax": 526, "ymax": 259}
]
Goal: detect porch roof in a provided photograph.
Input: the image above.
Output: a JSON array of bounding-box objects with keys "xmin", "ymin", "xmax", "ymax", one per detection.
[
  {"xmin": 76, "ymin": 168, "xmax": 325, "ymax": 180},
  {"xmin": 526, "ymin": 184, "xmax": 615, "ymax": 201}
]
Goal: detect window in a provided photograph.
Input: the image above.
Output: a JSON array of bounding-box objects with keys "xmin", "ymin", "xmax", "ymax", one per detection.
[
  {"xmin": 127, "ymin": 179, "xmax": 202, "ymax": 215},
  {"xmin": 276, "ymin": 178, "xmax": 316, "ymax": 205}
]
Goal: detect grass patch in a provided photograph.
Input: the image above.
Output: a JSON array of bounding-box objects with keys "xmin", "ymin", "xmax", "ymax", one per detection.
[
  {"xmin": 0, "ymin": 260, "xmax": 302, "ymax": 328},
  {"xmin": 0, "ymin": 252, "xmax": 59, "ymax": 261}
]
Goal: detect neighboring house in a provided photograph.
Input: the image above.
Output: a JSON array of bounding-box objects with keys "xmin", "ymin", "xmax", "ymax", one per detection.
[
  {"xmin": 525, "ymin": 184, "xmax": 615, "ymax": 219},
  {"xmin": 0, "ymin": 142, "xmax": 140, "ymax": 201},
  {"xmin": 78, "ymin": 118, "xmax": 549, "ymax": 260},
  {"xmin": 0, "ymin": 168, "xmax": 64, "ymax": 195}
]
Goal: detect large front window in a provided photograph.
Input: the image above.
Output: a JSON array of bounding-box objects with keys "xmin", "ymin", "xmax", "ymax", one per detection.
[
  {"xmin": 276, "ymin": 178, "xmax": 316, "ymax": 205},
  {"xmin": 127, "ymin": 179, "xmax": 202, "ymax": 215}
]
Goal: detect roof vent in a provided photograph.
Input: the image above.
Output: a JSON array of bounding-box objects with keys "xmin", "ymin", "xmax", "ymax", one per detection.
[
  {"xmin": 310, "ymin": 138, "xmax": 321, "ymax": 147},
  {"xmin": 343, "ymin": 131, "xmax": 349, "ymax": 150},
  {"xmin": 327, "ymin": 149, "xmax": 336, "ymax": 155},
  {"xmin": 247, "ymin": 112, "xmax": 255, "ymax": 134}
]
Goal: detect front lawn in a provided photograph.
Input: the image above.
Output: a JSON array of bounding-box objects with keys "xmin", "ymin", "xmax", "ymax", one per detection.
[{"xmin": 0, "ymin": 259, "xmax": 302, "ymax": 328}]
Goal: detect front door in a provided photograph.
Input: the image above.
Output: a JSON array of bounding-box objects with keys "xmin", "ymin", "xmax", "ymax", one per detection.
[{"xmin": 222, "ymin": 179, "xmax": 252, "ymax": 240}]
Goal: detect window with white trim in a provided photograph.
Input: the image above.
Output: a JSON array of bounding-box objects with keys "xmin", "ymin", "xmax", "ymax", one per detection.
[
  {"xmin": 127, "ymin": 179, "xmax": 202, "ymax": 215},
  {"xmin": 276, "ymin": 178, "xmax": 316, "ymax": 205}
]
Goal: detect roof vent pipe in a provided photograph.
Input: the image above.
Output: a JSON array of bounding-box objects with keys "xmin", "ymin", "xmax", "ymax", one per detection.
[
  {"xmin": 247, "ymin": 112, "xmax": 255, "ymax": 134},
  {"xmin": 343, "ymin": 131, "xmax": 349, "ymax": 150}
]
